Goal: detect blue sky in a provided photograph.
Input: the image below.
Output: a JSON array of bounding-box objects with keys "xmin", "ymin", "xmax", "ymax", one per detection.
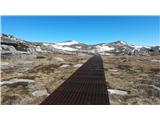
[{"xmin": 1, "ymin": 16, "xmax": 160, "ymax": 46}]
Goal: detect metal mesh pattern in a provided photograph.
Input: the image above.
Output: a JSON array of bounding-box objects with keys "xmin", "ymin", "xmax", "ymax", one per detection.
[{"xmin": 40, "ymin": 55, "xmax": 110, "ymax": 105}]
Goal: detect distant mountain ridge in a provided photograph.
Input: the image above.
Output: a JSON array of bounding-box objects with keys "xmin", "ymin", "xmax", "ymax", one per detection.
[{"xmin": 1, "ymin": 33, "xmax": 160, "ymax": 56}]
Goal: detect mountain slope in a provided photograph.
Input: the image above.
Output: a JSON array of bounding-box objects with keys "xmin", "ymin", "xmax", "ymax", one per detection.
[{"xmin": 1, "ymin": 33, "xmax": 159, "ymax": 56}]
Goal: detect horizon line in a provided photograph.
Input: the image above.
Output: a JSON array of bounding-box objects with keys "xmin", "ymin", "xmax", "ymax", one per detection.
[{"xmin": 1, "ymin": 32, "xmax": 159, "ymax": 46}]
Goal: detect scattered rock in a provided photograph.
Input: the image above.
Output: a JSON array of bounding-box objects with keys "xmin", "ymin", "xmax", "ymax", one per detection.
[
  {"xmin": 149, "ymin": 85, "xmax": 160, "ymax": 91},
  {"xmin": 1, "ymin": 62, "xmax": 10, "ymax": 66},
  {"xmin": 1, "ymin": 50, "xmax": 30, "ymax": 56},
  {"xmin": 1, "ymin": 62, "xmax": 13, "ymax": 69},
  {"xmin": 108, "ymin": 89, "xmax": 128, "ymax": 95},
  {"xmin": 17, "ymin": 67, "xmax": 30, "ymax": 72},
  {"xmin": 0, "ymin": 78, "xmax": 34, "ymax": 86},
  {"xmin": 151, "ymin": 59, "xmax": 160, "ymax": 63},
  {"xmin": 108, "ymin": 69, "xmax": 118, "ymax": 72},
  {"xmin": 74, "ymin": 64, "xmax": 82, "ymax": 68},
  {"xmin": 60, "ymin": 64, "xmax": 70, "ymax": 68},
  {"xmin": 28, "ymin": 83, "xmax": 49, "ymax": 97},
  {"xmin": 1, "ymin": 45, "xmax": 17, "ymax": 51},
  {"xmin": 35, "ymin": 46, "xmax": 42, "ymax": 52},
  {"xmin": 31, "ymin": 89, "xmax": 49, "ymax": 97},
  {"xmin": 110, "ymin": 72, "xmax": 121, "ymax": 76},
  {"xmin": 28, "ymin": 83, "xmax": 46, "ymax": 92}
]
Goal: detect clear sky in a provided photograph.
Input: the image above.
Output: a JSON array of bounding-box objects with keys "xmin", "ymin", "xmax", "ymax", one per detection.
[{"xmin": 1, "ymin": 16, "xmax": 160, "ymax": 46}]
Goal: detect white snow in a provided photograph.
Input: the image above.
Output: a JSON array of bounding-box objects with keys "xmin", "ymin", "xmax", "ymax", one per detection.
[
  {"xmin": 145, "ymin": 46, "xmax": 151, "ymax": 49},
  {"xmin": 51, "ymin": 44, "xmax": 77, "ymax": 51},
  {"xmin": 131, "ymin": 45, "xmax": 144, "ymax": 53},
  {"xmin": 95, "ymin": 45, "xmax": 115, "ymax": 52},
  {"xmin": 108, "ymin": 89, "xmax": 128, "ymax": 95},
  {"xmin": 131, "ymin": 45, "xmax": 151, "ymax": 53},
  {"xmin": 56, "ymin": 40, "xmax": 79, "ymax": 46},
  {"xmin": 43, "ymin": 43, "xmax": 77, "ymax": 52},
  {"xmin": 75, "ymin": 46, "xmax": 82, "ymax": 49},
  {"xmin": 120, "ymin": 41, "xmax": 127, "ymax": 45},
  {"xmin": 131, "ymin": 45, "xmax": 143, "ymax": 50},
  {"xmin": 43, "ymin": 43, "xmax": 49, "ymax": 46},
  {"xmin": 0, "ymin": 78, "xmax": 34, "ymax": 86}
]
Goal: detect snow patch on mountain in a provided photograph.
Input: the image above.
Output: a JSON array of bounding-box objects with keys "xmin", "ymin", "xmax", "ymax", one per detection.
[
  {"xmin": 131, "ymin": 45, "xmax": 151, "ymax": 50},
  {"xmin": 56, "ymin": 40, "xmax": 79, "ymax": 46},
  {"xmin": 131, "ymin": 45, "xmax": 143, "ymax": 50},
  {"xmin": 1, "ymin": 33, "xmax": 160, "ymax": 56},
  {"xmin": 75, "ymin": 46, "xmax": 82, "ymax": 49},
  {"xmin": 95, "ymin": 45, "xmax": 115, "ymax": 52},
  {"xmin": 51, "ymin": 44, "xmax": 77, "ymax": 51},
  {"xmin": 43, "ymin": 43, "xmax": 50, "ymax": 46},
  {"xmin": 119, "ymin": 41, "xmax": 127, "ymax": 45},
  {"xmin": 108, "ymin": 41, "xmax": 128, "ymax": 46}
]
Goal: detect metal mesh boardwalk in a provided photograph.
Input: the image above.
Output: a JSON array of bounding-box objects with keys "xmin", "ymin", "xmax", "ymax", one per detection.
[{"xmin": 40, "ymin": 55, "xmax": 110, "ymax": 105}]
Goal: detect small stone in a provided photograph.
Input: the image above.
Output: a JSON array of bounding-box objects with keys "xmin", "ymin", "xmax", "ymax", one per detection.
[
  {"xmin": 74, "ymin": 64, "xmax": 82, "ymax": 68},
  {"xmin": 108, "ymin": 69, "xmax": 118, "ymax": 72},
  {"xmin": 108, "ymin": 89, "xmax": 128, "ymax": 95},
  {"xmin": 60, "ymin": 64, "xmax": 70, "ymax": 68},
  {"xmin": 31, "ymin": 89, "xmax": 49, "ymax": 97},
  {"xmin": 1, "ymin": 62, "xmax": 13, "ymax": 69},
  {"xmin": 151, "ymin": 59, "xmax": 160, "ymax": 63}
]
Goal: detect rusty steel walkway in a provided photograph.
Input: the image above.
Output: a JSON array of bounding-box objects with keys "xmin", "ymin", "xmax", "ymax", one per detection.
[{"xmin": 40, "ymin": 54, "xmax": 110, "ymax": 105}]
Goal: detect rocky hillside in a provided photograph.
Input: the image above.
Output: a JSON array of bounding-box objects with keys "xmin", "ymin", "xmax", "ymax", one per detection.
[
  {"xmin": 1, "ymin": 33, "xmax": 160, "ymax": 105},
  {"xmin": 1, "ymin": 33, "xmax": 160, "ymax": 56}
]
